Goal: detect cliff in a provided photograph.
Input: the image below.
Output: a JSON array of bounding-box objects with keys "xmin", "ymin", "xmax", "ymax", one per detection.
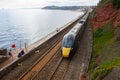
[
  {"xmin": 88, "ymin": 0, "xmax": 120, "ymax": 80},
  {"xmin": 91, "ymin": 0, "xmax": 120, "ymax": 30}
]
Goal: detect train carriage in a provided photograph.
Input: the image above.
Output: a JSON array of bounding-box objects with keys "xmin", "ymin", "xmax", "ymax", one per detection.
[{"xmin": 61, "ymin": 12, "xmax": 89, "ymax": 58}]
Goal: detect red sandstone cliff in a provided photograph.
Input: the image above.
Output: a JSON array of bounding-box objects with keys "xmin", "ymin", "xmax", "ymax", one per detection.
[{"xmin": 92, "ymin": 1, "xmax": 120, "ymax": 30}]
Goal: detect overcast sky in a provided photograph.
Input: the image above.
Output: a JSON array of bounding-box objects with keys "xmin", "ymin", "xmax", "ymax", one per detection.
[{"xmin": 0, "ymin": 0, "xmax": 100, "ymax": 8}]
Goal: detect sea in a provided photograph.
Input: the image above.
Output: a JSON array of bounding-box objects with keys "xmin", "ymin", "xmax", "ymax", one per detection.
[{"xmin": 0, "ymin": 9, "xmax": 83, "ymax": 49}]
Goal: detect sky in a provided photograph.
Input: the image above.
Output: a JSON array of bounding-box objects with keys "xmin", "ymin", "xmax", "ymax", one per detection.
[{"xmin": 0, "ymin": 0, "xmax": 100, "ymax": 9}]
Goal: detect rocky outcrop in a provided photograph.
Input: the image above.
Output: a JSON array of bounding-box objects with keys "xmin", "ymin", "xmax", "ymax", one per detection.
[
  {"xmin": 92, "ymin": 2, "xmax": 120, "ymax": 30},
  {"xmin": 113, "ymin": 9, "xmax": 120, "ymax": 28}
]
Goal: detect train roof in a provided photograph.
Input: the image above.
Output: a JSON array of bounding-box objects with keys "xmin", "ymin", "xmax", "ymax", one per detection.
[
  {"xmin": 69, "ymin": 23, "xmax": 82, "ymax": 35},
  {"xmin": 63, "ymin": 11, "xmax": 89, "ymax": 41},
  {"xmin": 63, "ymin": 32, "xmax": 76, "ymax": 41}
]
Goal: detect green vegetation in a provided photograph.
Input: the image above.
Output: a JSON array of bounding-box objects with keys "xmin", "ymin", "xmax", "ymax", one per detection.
[
  {"xmin": 98, "ymin": 0, "xmax": 110, "ymax": 7},
  {"xmin": 88, "ymin": 15, "xmax": 120, "ymax": 80},
  {"xmin": 91, "ymin": 67, "xmax": 112, "ymax": 80},
  {"xmin": 112, "ymin": 0, "xmax": 120, "ymax": 8},
  {"xmin": 89, "ymin": 22, "xmax": 114, "ymax": 70},
  {"xmin": 88, "ymin": 20, "xmax": 120, "ymax": 80},
  {"xmin": 88, "ymin": 0, "xmax": 120, "ymax": 80},
  {"xmin": 93, "ymin": 28, "xmax": 113, "ymax": 56},
  {"xmin": 88, "ymin": 12, "xmax": 120, "ymax": 79},
  {"xmin": 93, "ymin": 28, "xmax": 103, "ymax": 38},
  {"xmin": 91, "ymin": 57, "xmax": 120, "ymax": 80}
]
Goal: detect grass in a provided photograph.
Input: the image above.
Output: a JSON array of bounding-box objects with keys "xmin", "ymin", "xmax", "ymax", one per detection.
[
  {"xmin": 91, "ymin": 57, "xmax": 120, "ymax": 80},
  {"xmin": 88, "ymin": 22, "xmax": 114, "ymax": 71},
  {"xmin": 88, "ymin": 0, "xmax": 120, "ymax": 80},
  {"xmin": 100, "ymin": 42, "xmax": 120, "ymax": 65},
  {"xmin": 89, "ymin": 21, "xmax": 120, "ymax": 80},
  {"xmin": 87, "ymin": 21, "xmax": 120, "ymax": 80},
  {"xmin": 93, "ymin": 29, "xmax": 113, "ymax": 57}
]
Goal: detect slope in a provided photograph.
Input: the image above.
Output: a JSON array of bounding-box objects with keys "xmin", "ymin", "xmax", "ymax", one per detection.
[{"xmin": 88, "ymin": 0, "xmax": 120, "ymax": 80}]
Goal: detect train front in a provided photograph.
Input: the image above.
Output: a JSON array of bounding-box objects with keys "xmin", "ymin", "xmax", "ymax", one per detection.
[{"xmin": 62, "ymin": 33, "xmax": 75, "ymax": 58}]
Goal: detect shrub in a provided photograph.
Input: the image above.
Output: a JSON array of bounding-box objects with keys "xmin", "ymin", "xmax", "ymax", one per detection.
[
  {"xmin": 94, "ymin": 28, "xmax": 103, "ymax": 37},
  {"xmin": 112, "ymin": 0, "xmax": 120, "ymax": 9}
]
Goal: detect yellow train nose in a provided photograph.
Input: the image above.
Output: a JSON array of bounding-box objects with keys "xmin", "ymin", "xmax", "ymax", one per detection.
[{"xmin": 62, "ymin": 47, "xmax": 71, "ymax": 58}]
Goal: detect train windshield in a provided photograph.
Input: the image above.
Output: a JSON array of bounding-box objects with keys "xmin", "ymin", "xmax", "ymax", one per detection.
[{"xmin": 62, "ymin": 34, "xmax": 75, "ymax": 48}]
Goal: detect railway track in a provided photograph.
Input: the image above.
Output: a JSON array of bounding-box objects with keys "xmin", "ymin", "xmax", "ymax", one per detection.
[
  {"xmin": 62, "ymin": 20, "xmax": 92, "ymax": 80},
  {"xmin": 19, "ymin": 40, "xmax": 61, "ymax": 80},
  {"xmin": 19, "ymin": 19, "xmax": 91, "ymax": 80},
  {"xmin": 33, "ymin": 49, "xmax": 63, "ymax": 80},
  {"xmin": 20, "ymin": 44, "xmax": 71, "ymax": 80},
  {"xmin": 19, "ymin": 20, "xmax": 83, "ymax": 80},
  {"xmin": 32, "ymin": 51, "xmax": 70, "ymax": 80},
  {"xmin": 0, "ymin": 17, "xmax": 81, "ymax": 80},
  {"xmin": 23, "ymin": 22, "xmax": 91, "ymax": 80},
  {"xmin": 0, "ymin": 13, "xmax": 92, "ymax": 80},
  {"xmin": 50, "ymin": 58, "xmax": 70, "ymax": 80}
]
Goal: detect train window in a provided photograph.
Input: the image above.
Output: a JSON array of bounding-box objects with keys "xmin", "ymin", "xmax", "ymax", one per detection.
[
  {"xmin": 79, "ymin": 20, "xmax": 84, "ymax": 23},
  {"xmin": 62, "ymin": 34, "xmax": 75, "ymax": 48}
]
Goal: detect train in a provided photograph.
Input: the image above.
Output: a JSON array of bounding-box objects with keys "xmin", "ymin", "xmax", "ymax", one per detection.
[{"xmin": 61, "ymin": 12, "xmax": 89, "ymax": 58}]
